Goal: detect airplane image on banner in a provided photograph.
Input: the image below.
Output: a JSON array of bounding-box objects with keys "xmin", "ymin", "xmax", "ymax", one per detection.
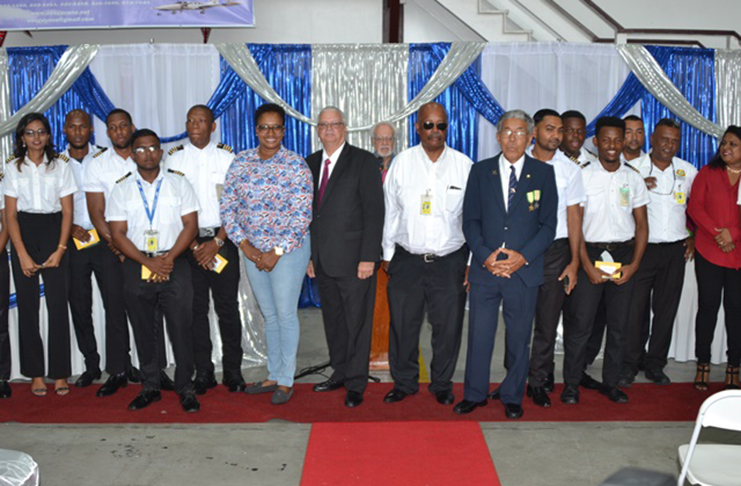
[{"xmin": 155, "ymin": 0, "xmax": 241, "ymax": 15}]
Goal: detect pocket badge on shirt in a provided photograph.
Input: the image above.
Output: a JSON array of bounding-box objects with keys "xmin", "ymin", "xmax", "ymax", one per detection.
[
  {"xmin": 216, "ymin": 183, "xmax": 224, "ymax": 201},
  {"xmin": 675, "ymin": 191, "xmax": 686, "ymax": 205},
  {"xmin": 619, "ymin": 186, "xmax": 630, "ymax": 208}
]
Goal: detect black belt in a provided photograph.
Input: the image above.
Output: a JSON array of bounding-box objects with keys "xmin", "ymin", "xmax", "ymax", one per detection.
[
  {"xmin": 586, "ymin": 239, "xmax": 634, "ymax": 251},
  {"xmin": 649, "ymin": 240, "xmax": 684, "ymax": 246},
  {"xmin": 397, "ymin": 244, "xmax": 465, "ymax": 263},
  {"xmin": 144, "ymin": 250, "xmax": 171, "ymax": 257},
  {"xmin": 198, "ymin": 227, "xmax": 221, "ymax": 238},
  {"xmin": 550, "ymin": 238, "xmax": 569, "ymax": 249}
]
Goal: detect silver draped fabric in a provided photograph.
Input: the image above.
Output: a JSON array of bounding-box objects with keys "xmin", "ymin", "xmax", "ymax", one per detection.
[
  {"xmin": 617, "ymin": 44, "xmax": 724, "ymax": 138},
  {"xmin": 715, "ymin": 49, "xmax": 741, "ymax": 130},
  {"xmin": 0, "ymin": 49, "xmax": 12, "ymax": 162},
  {"xmin": 0, "ymin": 44, "xmax": 99, "ymax": 139},
  {"xmin": 232, "ymin": 256, "xmax": 267, "ymax": 368}
]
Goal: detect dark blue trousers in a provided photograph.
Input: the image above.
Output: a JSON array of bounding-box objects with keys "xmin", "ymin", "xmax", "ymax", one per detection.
[{"xmin": 464, "ymin": 277, "xmax": 538, "ymax": 404}]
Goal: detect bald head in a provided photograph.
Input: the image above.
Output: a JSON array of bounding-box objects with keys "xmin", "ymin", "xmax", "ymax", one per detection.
[{"xmin": 64, "ymin": 109, "xmax": 93, "ymax": 150}]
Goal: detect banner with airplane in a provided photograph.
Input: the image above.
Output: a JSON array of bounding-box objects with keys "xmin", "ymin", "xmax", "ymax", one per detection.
[{"xmin": 0, "ymin": 0, "xmax": 255, "ymax": 30}]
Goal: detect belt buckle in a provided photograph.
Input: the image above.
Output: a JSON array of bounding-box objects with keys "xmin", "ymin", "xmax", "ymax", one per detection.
[
  {"xmin": 199, "ymin": 227, "xmax": 216, "ymax": 238},
  {"xmin": 423, "ymin": 253, "xmax": 435, "ymax": 263}
]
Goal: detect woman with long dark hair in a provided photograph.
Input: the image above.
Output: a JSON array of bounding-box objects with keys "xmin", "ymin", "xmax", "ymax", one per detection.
[
  {"xmin": 5, "ymin": 113, "xmax": 77, "ymax": 396},
  {"xmin": 687, "ymin": 125, "xmax": 741, "ymax": 390}
]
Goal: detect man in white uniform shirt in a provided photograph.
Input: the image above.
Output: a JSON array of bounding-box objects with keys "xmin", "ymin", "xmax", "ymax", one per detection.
[
  {"xmin": 107, "ymin": 129, "xmax": 200, "ymax": 412},
  {"xmin": 525, "ymin": 109, "xmax": 585, "ymax": 408},
  {"xmin": 382, "ymin": 102, "xmax": 472, "ymax": 406},
  {"xmin": 562, "ymin": 116, "xmax": 648, "ymax": 406},
  {"xmin": 619, "ymin": 118, "xmax": 697, "ymax": 386},
  {"xmin": 560, "ymin": 110, "xmax": 598, "ymax": 168},
  {"xmin": 166, "ymin": 105, "xmax": 245, "ymax": 394}
]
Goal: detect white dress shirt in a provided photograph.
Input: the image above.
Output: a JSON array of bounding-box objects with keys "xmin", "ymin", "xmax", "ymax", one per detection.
[
  {"xmin": 4, "ymin": 155, "xmax": 77, "ymax": 213},
  {"xmin": 63, "ymin": 144, "xmax": 105, "ymax": 230},
  {"xmin": 621, "ymin": 151, "xmax": 650, "ymax": 168},
  {"xmin": 527, "ymin": 147, "xmax": 586, "ymax": 239},
  {"xmin": 106, "ymin": 169, "xmax": 200, "ymax": 252},
  {"xmin": 318, "ymin": 142, "xmax": 346, "ymax": 185},
  {"xmin": 83, "ymin": 147, "xmax": 137, "ymax": 200},
  {"xmin": 581, "ymin": 161, "xmax": 650, "ymax": 243},
  {"xmin": 635, "ymin": 156, "xmax": 697, "ymax": 244},
  {"xmin": 382, "ymin": 144, "xmax": 473, "ymax": 261},
  {"xmin": 164, "ymin": 141, "xmax": 234, "ymax": 229},
  {"xmin": 499, "ymin": 154, "xmax": 525, "ymax": 212},
  {"xmin": 564, "ymin": 148, "xmax": 598, "ymax": 168}
]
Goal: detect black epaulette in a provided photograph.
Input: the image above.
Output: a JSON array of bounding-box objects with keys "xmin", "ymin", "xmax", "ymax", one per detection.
[
  {"xmin": 580, "ymin": 161, "xmax": 591, "ymax": 170},
  {"xmin": 585, "ymin": 149, "xmax": 598, "ymax": 159},
  {"xmin": 168, "ymin": 145, "xmax": 184, "ymax": 156},
  {"xmin": 624, "ymin": 162, "xmax": 640, "ymax": 173},
  {"xmin": 92, "ymin": 146, "xmax": 108, "ymax": 158},
  {"xmin": 116, "ymin": 172, "xmax": 132, "ymax": 184},
  {"xmin": 0, "ymin": 172, "xmax": 4, "ymax": 182},
  {"xmin": 568, "ymin": 155, "xmax": 582, "ymax": 167},
  {"xmin": 217, "ymin": 143, "xmax": 233, "ymax": 153},
  {"xmin": 56, "ymin": 153, "xmax": 69, "ymax": 163},
  {"xmin": 167, "ymin": 168, "xmax": 185, "ymax": 177},
  {"xmin": 5, "ymin": 155, "xmax": 16, "ymax": 164}
]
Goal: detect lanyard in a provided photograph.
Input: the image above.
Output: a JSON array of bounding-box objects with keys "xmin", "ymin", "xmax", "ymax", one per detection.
[
  {"xmin": 648, "ymin": 161, "xmax": 676, "ymax": 196},
  {"xmin": 136, "ymin": 178, "xmax": 163, "ymax": 229}
]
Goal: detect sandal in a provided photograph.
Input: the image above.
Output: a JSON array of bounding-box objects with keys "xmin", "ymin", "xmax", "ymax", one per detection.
[
  {"xmin": 725, "ymin": 365, "xmax": 740, "ymax": 390},
  {"xmin": 694, "ymin": 363, "xmax": 710, "ymax": 391},
  {"xmin": 31, "ymin": 378, "xmax": 47, "ymax": 397},
  {"xmin": 55, "ymin": 386, "xmax": 70, "ymax": 396}
]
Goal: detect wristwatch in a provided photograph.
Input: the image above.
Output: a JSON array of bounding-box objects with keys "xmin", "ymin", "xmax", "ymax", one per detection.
[
  {"xmin": 214, "ymin": 237, "xmax": 225, "ymax": 247},
  {"xmin": 274, "ymin": 246, "xmax": 284, "ymax": 256}
]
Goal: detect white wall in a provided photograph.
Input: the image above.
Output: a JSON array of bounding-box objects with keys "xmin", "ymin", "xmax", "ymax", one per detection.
[{"xmin": 593, "ymin": 0, "xmax": 741, "ymax": 32}]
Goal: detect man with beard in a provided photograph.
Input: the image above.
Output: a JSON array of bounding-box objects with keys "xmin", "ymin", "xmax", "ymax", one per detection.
[
  {"xmin": 372, "ymin": 122, "xmax": 396, "ymax": 182},
  {"xmin": 621, "ymin": 115, "xmax": 649, "ymax": 167}
]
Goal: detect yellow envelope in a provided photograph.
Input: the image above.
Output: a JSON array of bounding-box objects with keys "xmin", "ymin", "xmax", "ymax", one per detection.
[
  {"xmin": 73, "ymin": 229, "xmax": 101, "ymax": 250},
  {"xmin": 595, "ymin": 261, "xmax": 622, "ymax": 279},
  {"xmin": 141, "ymin": 265, "xmax": 152, "ymax": 280},
  {"xmin": 212, "ymin": 254, "xmax": 228, "ymax": 274}
]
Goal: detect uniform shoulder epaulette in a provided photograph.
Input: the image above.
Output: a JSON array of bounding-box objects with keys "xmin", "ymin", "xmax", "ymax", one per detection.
[
  {"xmin": 585, "ymin": 149, "xmax": 598, "ymax": 158},
  {"xmin": 116, "ymin": 172, "xmax": 132, "ymax": 184},
  {"xmin": 580, "ymin": 161, "xmax": 591, "ymax": 169},
  {"xmin": 5, "ymin": 155, "xmax": 16, "ymax": 164},
  {"xmin": 0, "ymin": 172, "xmax": 4, "ymax": 182},
  {"xmin": 92, "ymin": 146, "xmax": 108, "ymax": 158},
  {"xmin": 568, "ymin": 156, "xmax": 582, "ymax": 167},
  {"xmin": 217, "ymin": 143, "xmax": 233, "ymax": 153},
  {"xmin": 168, "ymin": 145, "xmax": 184, "ymax": 156},
  {"xmin": 167, "ymin": 168, "xmax": 185, "ymax": 177},
  {"xmin": 55, "ymin": 153, "xmax": 69, "ymax": 163},
  {"xmin": 624, "ymin": 162, "xmax": 640, "ymax": 173}
]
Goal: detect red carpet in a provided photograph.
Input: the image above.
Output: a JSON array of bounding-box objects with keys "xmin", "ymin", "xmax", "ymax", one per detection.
[
  {"xmin": 0, "ymin": 382, "xmax": 716, "ymax": 423},
  {"xmin": 300, "ymin": 422, "xmax": 500, "ymax": 486}
]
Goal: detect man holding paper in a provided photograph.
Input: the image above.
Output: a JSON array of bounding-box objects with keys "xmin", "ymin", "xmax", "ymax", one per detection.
[{"xmin": 561, "ymin": 116, "xmax": 649, "ymax": 405}]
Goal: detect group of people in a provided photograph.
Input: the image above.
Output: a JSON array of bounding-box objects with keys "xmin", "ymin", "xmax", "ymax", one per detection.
[{"xmin": 0, "ymin": 101, "xmax": 739, "ymax": 419}]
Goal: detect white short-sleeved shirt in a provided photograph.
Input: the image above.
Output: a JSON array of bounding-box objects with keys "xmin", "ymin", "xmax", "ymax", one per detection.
[
  {"xmin": 106, "ymin": 169, "xmax": 200, "ymax": 252},
  {"xmin": 581, "ymin": 161, "xmax": 650, "ymax": 243},
  {"xmin": 621, "ymin": 151, "xmax": 649, "ymax": 167},
  {"xmin": 632, "ymin": 155, "xmax": 697, "ymax": 244},
  {"xmin": 83, "ymin": 148, "xmax": 137, "ymax": 200},
  {"xmin": 4, "ymin": 155, "xmax": 78, "ymax": 213},
  {"xmin": 63, "ymin": 144, "xmax": 107, "ymax": 230},
  {"xmin": 164, "ymin": 141, "xmax": 234, "ymax": 229},
  {"xmin": 564, "ymin": 148, "xmax": 598, "ymax": 169},
  {"xmin": 527, "ymin": 147, "xmax": 586, "ymax": 240}
]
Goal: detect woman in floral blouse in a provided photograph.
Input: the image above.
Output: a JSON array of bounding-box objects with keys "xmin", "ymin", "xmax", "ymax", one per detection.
[{"xmin": 220, "ymin": 103, "xmax": 313, "ymax": 405}]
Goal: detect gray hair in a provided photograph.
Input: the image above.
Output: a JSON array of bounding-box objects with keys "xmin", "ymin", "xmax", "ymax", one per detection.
[
  {"xmin": 318, "ymin": 106, "xmax": 346, "ymax": 124},
  {"xmin": 497, "ymin": 109, "xmax": 534, "ymax": 134},
  {"xmin": 372, "ymin": 121, "xmax": 396, "ymax": 138}
]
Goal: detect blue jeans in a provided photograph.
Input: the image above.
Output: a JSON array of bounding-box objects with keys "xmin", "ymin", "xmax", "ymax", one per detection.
[{"xmin": 244, "ymin": 240, "xmax": 310, "ymax": 387}]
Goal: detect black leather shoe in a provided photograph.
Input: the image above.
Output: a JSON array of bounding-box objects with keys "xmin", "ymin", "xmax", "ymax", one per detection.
[
  {"xmin": 504, "ymin": 403, "xmax": 524, "ymax": 419},
  {"xmin": 126, "ymin": 366, "xmax": 141, "ymax": 384},
  {"xmin": 383, "ymin": 388, "xmax": 411, "ymax": 403},
  {"xmin": 645, "ymin": 368, "xmax": 671, "ymax": 385},
  {"xmin": 160, "ymin": 370, "xmax": 176, "ymax": 391},
  {"xmin": 345, "ymin": 391, "xmax": 364, "ymax": 408},
  {"xmin": 313, "ymin": 378, "xmax": 344, "ymax": 393},
  {"xmin": 453, "ymin": 399, "xmax": 487, "ymax": 414},
  {"xmin": 222, "ymin": 372, "xmax": 246, "ymax": 393},
  {"xmin": 544, "ymin": 372, "xmax": 555, "ymax": 394},
  {"xmin": 193, "ymin": 373, "xmax": 218, "ymax": 395},
  {"xmin": 560, "ymin": 385, "xmax": 579, "ymax": 404},
  {"xmin": 128, "ymin": 390, "xmax": 162, "ymax": 410},
  {"xmin": 616, "ymin": 370, "xmax": 635, "ymax": 388},
  {"xmin": 528, "ymin": 386, "xmax": 551, "ymax": 407},
  {"xmin": 599, "ymin": 385, "xmax": 629, "ymax": 403},
  {"xmin": 580, "ymin": 373, "xmax": 601, "ymax": 390},
  {"xmin": 488, "ymin": 387, "xmax": 501, "ymax": 400},
  {"xmin": 435, "ymin": 390, "xmax": 455, "ymax": 405},
  {"xmin": 0, "ymin": 380, "xmax": 11, "ymax": 399},
  {"xmin": 75, "ymin": 370, "xmax": 101, "ymax": 388},
  {"xmin": 180, "ymin": 393, "xmax": 201, "ymax": 413},
  {"xmin": 96, "ymin": 373, "xmax": 127, "ymax": 397}
]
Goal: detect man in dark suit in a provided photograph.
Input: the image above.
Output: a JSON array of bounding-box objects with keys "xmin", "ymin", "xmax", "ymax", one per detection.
[
  {"xmin": 306, "ymin": 106, "xmax": 384, "ymax": 408},
  {"xmin": 454, "ymin": 110, "xmax": 557, "ymax": 419}
]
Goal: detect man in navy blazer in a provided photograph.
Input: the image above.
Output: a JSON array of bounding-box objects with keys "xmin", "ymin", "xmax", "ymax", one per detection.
[{"xmin": 454, "ymin": 110, "xmax": 557, "ymax": 419}]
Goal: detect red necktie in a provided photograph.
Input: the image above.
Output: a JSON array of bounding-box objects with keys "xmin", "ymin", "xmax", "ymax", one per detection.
[{"xmin": 318, "ymin": 158, "xmax": 331, "ymax": 205}]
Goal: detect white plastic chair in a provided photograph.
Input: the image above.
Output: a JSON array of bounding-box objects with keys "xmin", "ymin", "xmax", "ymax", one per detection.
[{"xmin": 677, "ymin": 390, "xmax": 741, "ymax": 486}]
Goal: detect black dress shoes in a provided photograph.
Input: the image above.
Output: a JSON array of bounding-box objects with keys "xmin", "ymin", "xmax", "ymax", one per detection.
[
  {"xmin": 128, "ymin": 389, "xmax": 162, "ymax": 411},
  {"xmin": 617, "ymin": 369, "xmax": 636, "ymax": 388},
  {"xmin": 313, "ymin": 378, "xmax": 344, "ymax": 393},
  {"xmin": 435, "ymin": 390, "xmax": 455, "ymax": 405},
  {"xmin": 383, "ymin": 388, "xmax": 411, "ymax": 403},
  {"xmin": 126, "ymin": 366, "xmax": 142, "ymax": 384},
  {"xmin": 160, "ymin": 370, "xmax": 176, "ymax": 391},
  {"xmin": 96, "ymin": 372, "xmax": 128, "ymax": 397},
  {"xmin": 488, "ymin": 388, "xmax": 501, "ymax": 400},
  {"xmin": 180, "ymin": 393, "xmax": 201, "ymax": 413},
  {"xmin": 599, "ymin": 385, "xmax": 629, "ymax": 403},
  {"xmin": 528, "ymin": 386, "xmax": 551, "ymax": 407},
  {"xmin": 222, "ymin": 372, "xmax": 246, "ymax": 393},
  {"xmin": 193, "ymin": 373, "xmax": 218, "ymax": 395},
  {"xmin": 453, "ymin": 399, "xmax": 487, "ymax": 415},
  {"xmin": 645, "ymin": 368, "xmax": 671, "ymax": 385},
  {"xmin": 544, "ymin": 372, "xmax": 555, "ymax": 394},
  {"xmin": 0, "ymin": 380, "xmax": 11, "ymax": 399},
  {"xmin": 580, "ymin": 373, "xmax": 601, "ymax": 390},
  {"xmin": 75, "ymin": 370, "xmax": 101, "ymax": 388},
  {"xmin": 345, "ymin": 391, "xmax": 364, "ymax": 408},
  {"xmin": 504, "ymin": 403, "xmax": 524, "ymax": 420},
  {"xmin": 560, "ymin": 385, "xmax": 579, "ymax": 405}
]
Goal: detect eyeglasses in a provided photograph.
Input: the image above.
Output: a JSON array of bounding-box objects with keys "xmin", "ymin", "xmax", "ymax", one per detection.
[
  {"xmin": 422, "ymin": 121, "xmax": 448, "ymax": 131},
  {"xmin": 500, "ymin": 129, "xmax": 529, "ymax": 138},
  {"xmin": 373, "ymin": 137, "xmax": 395, "ymax": 143},
  {"xmin": 317, "ymin": 122, "xmax": 345, "ymax": 131},
  {"xmin": 133, "ymin": 146, "xmax": 159, "ymax": 155},
  {"xmin": 257, "ymin": 124, "xmax": 285, "ymax": 133},
  {"xmin": 24, "ymin": 129, "xmax": 49, "ymax": 138}
]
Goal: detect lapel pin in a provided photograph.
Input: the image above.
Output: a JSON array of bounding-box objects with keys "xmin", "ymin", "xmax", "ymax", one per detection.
[
  {"xmin": 526, "ymin": 174, "xmax": 531, "ymax": 179},
  {"xmin": 492, "ymin": 169, "xmax": 498, "ymax": 176}
]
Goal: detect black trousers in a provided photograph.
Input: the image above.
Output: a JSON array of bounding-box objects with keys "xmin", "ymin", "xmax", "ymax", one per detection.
[
  {"xmin": 11, "ymin": 212, "xmax": 70, "ymax": 379},
  {"xmin": 624, "ymin": 241, "xmax": 686, "ymax": 372},
  {"xmin": 694, "ymin": 250, "xmax": 741, "ymax": 366},
  {"xmin": 315, "ymin": 259, "xmax": 375, "ymax": 394},
  {"xmin": 585, "ymin": 300, "xmax": 607, "ymax": 366},
  {"xmin": 186, "ymin": 236, "xmax": 243, "ymax": 376},
  {"xmin": 123, "ymin": 256, "xmax": 195, "ymax": 394},
  {"xmin": 563, "ymin": 243, "xmax": 636, "ymax": 388},
  {"xmin": 529, "ymin": 239, "xmax": 570, "ymax": 387},
  {"xmin": 68, "ymin": 238, "xmax": 131, "ymax": 375},
  {"xmin": 387, "ymin": 246, "xmax": 467, "ymax": 394},
  {"xmin": 0, "ymin": 249, "xmax": 10, "ymax": 380}
]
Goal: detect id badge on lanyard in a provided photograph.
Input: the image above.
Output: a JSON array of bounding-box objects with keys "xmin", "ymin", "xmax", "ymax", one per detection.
[
  {"xmin": 137, "ymin": 178, "xmax": 164, "ymax": 254},
  {"xmin": 420, "ymin": 189, "xmax": 432, "ymax": 216}
]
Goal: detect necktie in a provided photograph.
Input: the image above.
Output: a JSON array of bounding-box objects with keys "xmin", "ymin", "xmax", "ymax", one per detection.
[
  {"xmin": 508, "ymin": 165, "xmax": 517, "ymax": 210},
  {"xmin": 318, "ymin": 158, "xmax": 331, "ymax": 205}
]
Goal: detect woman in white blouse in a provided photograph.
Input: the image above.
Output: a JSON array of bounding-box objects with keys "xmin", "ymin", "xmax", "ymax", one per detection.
[{"xmin": 5, "ymin": 113, "xmax": 77, "ymax": 397}]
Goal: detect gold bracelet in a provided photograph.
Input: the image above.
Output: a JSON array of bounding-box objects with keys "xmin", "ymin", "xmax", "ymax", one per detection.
[{"xmin": 58, "ymin": 244, "xmax": 67, "ymax": 250}]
